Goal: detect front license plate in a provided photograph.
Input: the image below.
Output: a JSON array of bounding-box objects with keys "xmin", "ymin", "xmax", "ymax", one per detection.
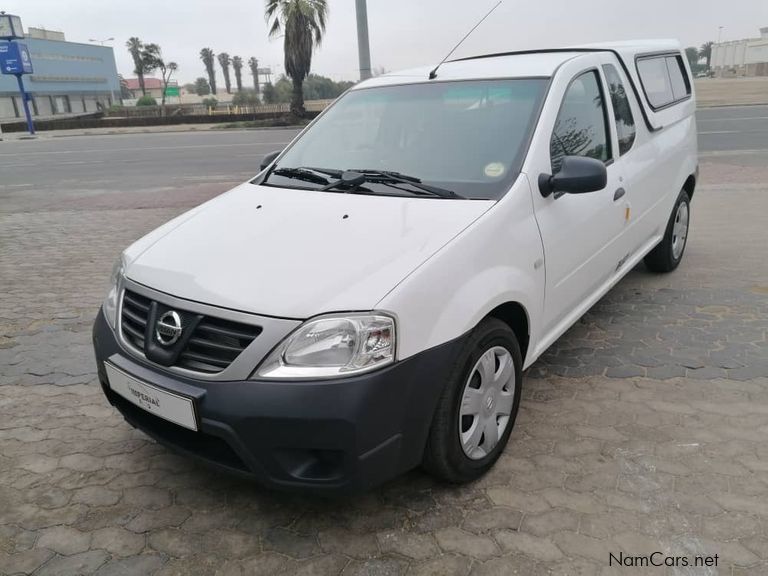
[{"xmin": 105, "ymin": 363, "xmax": 198, "ymax": 431}]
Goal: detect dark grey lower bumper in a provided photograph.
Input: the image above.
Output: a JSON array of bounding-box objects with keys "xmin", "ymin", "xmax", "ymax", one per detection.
[{"xmin": 92, "ymin": 308, "xmax": 464, "ymax": 494}]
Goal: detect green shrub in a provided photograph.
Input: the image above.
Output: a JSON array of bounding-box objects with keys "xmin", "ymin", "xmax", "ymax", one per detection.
[
  {"xmin": 202, "ymin": 97, "xmax": 218, "ymax": 109},
  {"xmin": 136, "ymin": 95, "xmax": 158, "ymax": 107},
  {"xmin": 232, "ymin": 91, "xmax": 260, "ymax": 106}
]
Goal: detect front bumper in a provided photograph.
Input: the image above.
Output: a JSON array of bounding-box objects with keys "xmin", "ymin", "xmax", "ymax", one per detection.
[{"xmin": 93, "ymin": 308, "xmax": 463, "ymax": 494}]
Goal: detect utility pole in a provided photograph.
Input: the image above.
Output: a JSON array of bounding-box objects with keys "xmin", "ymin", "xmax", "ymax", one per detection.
[{"xmin": 355, "ymin": 0, "xmax": 372, "ymax": 80}]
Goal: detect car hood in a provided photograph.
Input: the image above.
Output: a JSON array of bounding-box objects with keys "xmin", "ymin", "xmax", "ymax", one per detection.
[{"xmin": 125, "ymin": 183, "xmax": 494, "ymax": 319}]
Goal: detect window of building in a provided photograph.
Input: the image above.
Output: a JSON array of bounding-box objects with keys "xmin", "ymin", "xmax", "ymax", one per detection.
[
  {"xmin": 53, "ymin": 95, "xmax": 71, "ymax": 114},
  {"xmin": 637, "ymin": 54, "xmax": 691, "ymax": 110},
  {"xmin": 602, "ymin": 64, "xmax": 636, "ymax": 155},
  {"xmin": 550, "ymin": 70, "xmax": 611, "ymax": 173}
]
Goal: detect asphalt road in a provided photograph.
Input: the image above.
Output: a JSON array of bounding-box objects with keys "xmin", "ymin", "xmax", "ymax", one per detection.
[
  {"xmin": 0, "ymin": 105, "xmax": 766, "ymax": 211},
  {"xmin": 697, "ymin": 104, "xmax": 768, "ymax": 153},
  {"xmin": 0, "ymin": 129, "xmax": 299, "ymax": 212}
]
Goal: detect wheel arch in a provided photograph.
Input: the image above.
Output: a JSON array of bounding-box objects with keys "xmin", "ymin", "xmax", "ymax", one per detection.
[
  {"xmin": 486, "ymin": 301, "xmax": 530, "ymax": 365},
  {"xmin": 683, "ymin": 173, "xmax": 696, "ymax": 200}
]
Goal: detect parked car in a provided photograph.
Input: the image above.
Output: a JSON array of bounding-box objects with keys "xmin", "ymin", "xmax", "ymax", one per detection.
[{"xmin": 93, "ymin": 40, "xmax": 697, "ymax": 493}]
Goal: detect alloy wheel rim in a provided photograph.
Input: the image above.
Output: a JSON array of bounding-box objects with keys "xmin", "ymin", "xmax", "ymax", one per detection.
[
  {"xmin": 459, "ymin": 346, "xmax": 515, "ymax": 460},
  {"xmin": 671, "ymin": 201, "xmax": 689, "ymax": 260}
]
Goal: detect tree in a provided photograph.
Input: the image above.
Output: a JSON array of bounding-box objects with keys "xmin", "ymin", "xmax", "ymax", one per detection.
[
  {"xmin": 685, "ymin": 47, "xmax": 704, "ymax": 75},
  {"xmin": 248, "ymin": 57, "xmax": 260, "ymax": 93},
  {"xmin": 265, "ymin": 0, "xmax": 328, "ymax": 116},
  {"xmin": 200, "ymin": 48, "xmax": 217, "ymax": 95},
  {"xmin": 685, "ymin": 47, "xmax": 699, "ymax": 68},
  {"xmin": 232, "ymin": 56, "xmax": 244, "ymax": 92},
  {"xmin": 232, "ymin": 90, "xmax": 260, "ymax": 106},
  {"xmin": 267, "ymin": 73, "xmax": 351, "ymax": 103},
  {"xmin": 218, "ymin": 52, "xmax": 232, "ymax": 94},
  {"xmin": 126, "ymin": 37, "xmax": 148, "ymax": 95},
  {"xmin": 700, "ymin": 41, "xmax": 714, "ymax": 70},
  {"xmin": 140, "ymin": 44, "xmax": 177, "ymax": 112},
  {"xmin": 194, "ymin": 77, "xmax": 211, "ymax": 96},
  {"xmin": 262, "ymin": 82, "xmax": 277, "ymax": 104},
  {"xmin": 136, "ymin": 95, "xmax": 157, "ymax": 106}
]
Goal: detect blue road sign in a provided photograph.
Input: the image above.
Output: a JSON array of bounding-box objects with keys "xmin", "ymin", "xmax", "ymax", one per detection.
[{"xmin": 0, "ymin": 41, "xmax": 33, "ymax": 75}]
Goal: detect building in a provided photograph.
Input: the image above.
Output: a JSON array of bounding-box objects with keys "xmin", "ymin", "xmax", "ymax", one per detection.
[
  {"xmin": 124, "ymin": 77, "xmax": 178, "ymax": 100},
  {"xmin": 0, "ymin": 27, "xmax": 120, "ymax": 121},
  {"xmin": 711, "ymin": 27, "xmax": 768, "ymax": 77}
]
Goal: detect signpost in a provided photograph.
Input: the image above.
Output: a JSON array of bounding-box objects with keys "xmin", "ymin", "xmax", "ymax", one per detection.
[
  {"xmin": 164, "ymin": 86, "xmax": 180, "ymax": 97},
  {"xmin": 0, "ymin": 12, "xmax": 35, "ymax": 135}
]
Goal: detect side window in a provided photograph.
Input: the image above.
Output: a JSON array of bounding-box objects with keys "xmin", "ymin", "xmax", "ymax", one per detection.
[
  {"xmin": 550, "ymin": 70, "xmax": 611, "ymax": 173},
  {"xmin": 637, "ymin": 54, "xmax": 691, "ymax": 110},
  {"xmin": 666, "ymin": 56, "xmax": 691, "ymax": 100},
  {"xmin": 602, "ymin": 64, "xmax": 636, "ymax": 155}
]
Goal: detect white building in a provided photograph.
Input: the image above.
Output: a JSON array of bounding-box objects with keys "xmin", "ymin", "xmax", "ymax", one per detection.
[{"xmin": 711, "ymin": 27, "xmax": 768, "ymax": 77}]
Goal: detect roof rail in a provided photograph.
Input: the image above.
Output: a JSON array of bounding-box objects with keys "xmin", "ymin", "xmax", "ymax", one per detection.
[{"xmin": 450, "ymin": 47, "xmax": 610, "ymax": 64}]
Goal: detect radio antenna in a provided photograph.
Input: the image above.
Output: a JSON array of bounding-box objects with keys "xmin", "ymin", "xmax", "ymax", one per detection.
[{"xmin": 428, "ymin": 1, "xmax": 503, "ymax": 80}]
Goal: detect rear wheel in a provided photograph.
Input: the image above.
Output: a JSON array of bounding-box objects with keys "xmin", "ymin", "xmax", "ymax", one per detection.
[
  {"xmin": 644, "ymin": 188, "xmax": 691, "ymax": 273},
  {"xmin": 423, "ymin": 318, "xmax": 522, "ymax": 483}
]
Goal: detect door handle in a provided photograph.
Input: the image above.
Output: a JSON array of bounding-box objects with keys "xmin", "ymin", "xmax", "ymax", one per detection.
[{"xmin": 613, "ymin": 187, "xmax": 626, "ymax": 201}]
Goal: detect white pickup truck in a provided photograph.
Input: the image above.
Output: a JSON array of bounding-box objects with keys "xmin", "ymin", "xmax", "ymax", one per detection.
[{"xmin": 93, "ymin": 40, "xmax": 698, "ymax": 493}]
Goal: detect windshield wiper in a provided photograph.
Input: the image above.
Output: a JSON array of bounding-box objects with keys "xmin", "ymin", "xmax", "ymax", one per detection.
[
  {"xmin": 270, "ymin": 166, "xmax": 465, "ymax": 199},
  {"xmin": 347, "ymin": 169, "xmax": 464, "ymax": 199},
  {"xmin": 268, "ymin": 167, "xmax": 331, "ymax": 186}
]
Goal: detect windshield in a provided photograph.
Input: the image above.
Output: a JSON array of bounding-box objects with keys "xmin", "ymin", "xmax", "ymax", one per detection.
[{"xmin": 260, "ymin": 78, "xmax": 548, "ymax": 200}]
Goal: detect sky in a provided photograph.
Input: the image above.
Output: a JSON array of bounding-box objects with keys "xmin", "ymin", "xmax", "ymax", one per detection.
[{"xmin": 3, "ymin": 0, "xmax": 767, "ymax": 85}]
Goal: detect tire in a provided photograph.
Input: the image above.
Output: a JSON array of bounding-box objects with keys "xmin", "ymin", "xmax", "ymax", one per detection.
[
  {"xmin": 423, "ymin": 318, "xmax": 523, "ymax": 483},
  {"xmin": 644, "ymin": 188, "xmax": 691, "ymax": 273}
]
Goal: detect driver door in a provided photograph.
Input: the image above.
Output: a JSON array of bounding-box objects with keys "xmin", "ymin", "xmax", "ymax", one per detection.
[{"xmin": 528, "ymin": 57, "xmax": 627, "ymax": 341}]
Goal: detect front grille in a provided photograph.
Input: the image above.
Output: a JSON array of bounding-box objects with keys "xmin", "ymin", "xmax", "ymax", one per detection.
[
  {"xmin": 122, "ymin": 291, "xmax": 151, "ymax": 349},
  {"xmin": 120, "ymin": 289, "xmax": 262, "ymax": 374}
]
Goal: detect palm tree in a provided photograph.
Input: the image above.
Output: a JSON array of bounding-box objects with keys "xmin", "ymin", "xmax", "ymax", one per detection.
[
  {"xmin": 699, "ymin": 41, "xmax": 714, "ymax": 71},
  {"xmin": 126, "ymin": 37, "xmax": 147, "ymax": 95},
  {"xmin": 265, "ymin": 0, "xmax": 328, "ymax": 116},
  {"xmin": 232, "ymin": 56, "xmax": 244, "ymax": 92},
  {"xmin": 218, "ymin": 52, "xmax": 232, "ymax": 94},
  {"xmin": 248, "ymin": 57, "xmax": 260, "ymax": 94},
  {"xmin": 200, "ymin": 48, "xmax": 217, "ymax": 95}
]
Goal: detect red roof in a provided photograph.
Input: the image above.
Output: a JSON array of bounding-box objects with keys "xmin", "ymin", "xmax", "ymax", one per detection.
[{"xmin": 124, "ymin": 77, "xmax": 164, "ymax": 90}]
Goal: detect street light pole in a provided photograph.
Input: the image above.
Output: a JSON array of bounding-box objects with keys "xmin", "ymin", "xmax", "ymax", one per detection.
[
  {"xmin": 88, "ymin": 37, "xmax": 114, "ymax": 46},
  {"xmin": 355, "ymin": 0, "xmax": 372, "ymax": 81}
]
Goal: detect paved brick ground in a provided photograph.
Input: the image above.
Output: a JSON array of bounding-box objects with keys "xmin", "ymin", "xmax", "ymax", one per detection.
[{"xmin": 1, "ymin": 151, "xmax": 767, "ymax": 576}]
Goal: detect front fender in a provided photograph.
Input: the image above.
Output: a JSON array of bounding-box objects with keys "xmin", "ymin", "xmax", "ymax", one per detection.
[{"xmin": 376, "ymin": 176, "xmax": 545, "ymax": 363}]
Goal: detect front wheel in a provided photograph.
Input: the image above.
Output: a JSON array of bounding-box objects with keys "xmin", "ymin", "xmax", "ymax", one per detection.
[
  {"xmin": 423, "ymin": 318, "xmax": 523, "ymax": 483},
  {"xmin": 644, "ymin": 188, "xmax": 691, "ymax": 273}
]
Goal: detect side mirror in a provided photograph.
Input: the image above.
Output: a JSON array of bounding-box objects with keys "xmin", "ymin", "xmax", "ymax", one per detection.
[
  {"xmin": 538, "ymin": 156, "xmax": 607, "ymax": 198},
  {"xmin": 260, "ymin": 150, "xmax": 282, "ymax": 171}
]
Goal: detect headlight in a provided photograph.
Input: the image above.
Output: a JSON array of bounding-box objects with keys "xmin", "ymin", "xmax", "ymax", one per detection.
[
  {"xmin": 254, "ymin": 313, "xmax": 396, "ymax": 379},
  {"xmin": 103, "ymin": 256, "xmax": 125, "ymax": 329}
]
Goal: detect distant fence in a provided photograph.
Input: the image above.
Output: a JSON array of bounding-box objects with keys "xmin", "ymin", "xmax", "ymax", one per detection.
[{"xmin": 107, "ymin": 99, "xmax": 333, "ymax": 118}]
